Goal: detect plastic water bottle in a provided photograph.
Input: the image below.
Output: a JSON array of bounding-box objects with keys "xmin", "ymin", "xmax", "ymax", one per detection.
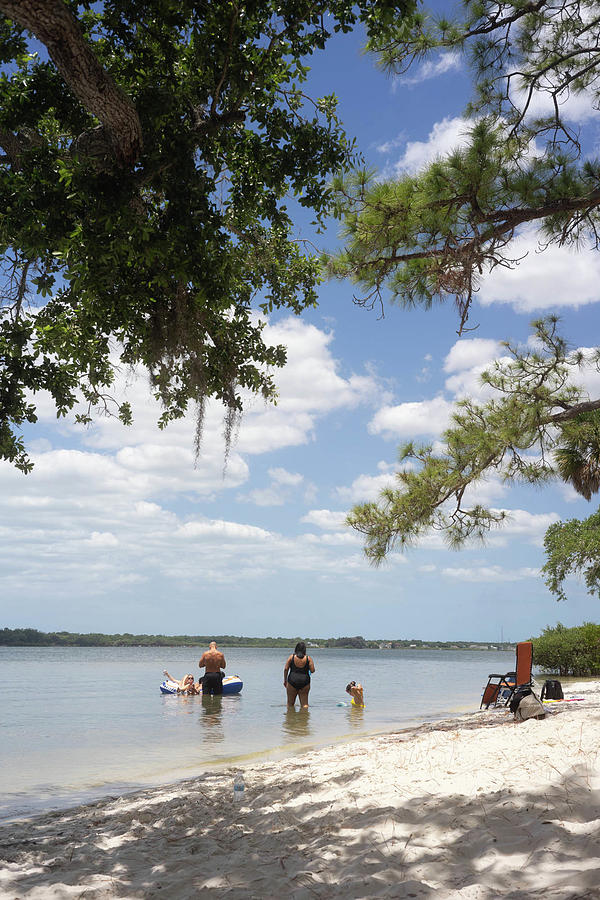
[{"xmin": 233, "ymin": 773, "xmax": 245, "ymax": 801}]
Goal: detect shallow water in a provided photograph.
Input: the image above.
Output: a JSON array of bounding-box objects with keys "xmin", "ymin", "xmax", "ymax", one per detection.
[{"xmin": 0, "ymin": 645, "xmax": 515, "ymax": 820}]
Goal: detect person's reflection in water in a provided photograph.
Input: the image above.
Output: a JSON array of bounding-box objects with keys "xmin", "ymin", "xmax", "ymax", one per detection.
[
  {"xmin": 282, "ymin": 706, "xmax": 311, "ymax": 742},
  {"xmin": 346, "ymin": 704, "xmax": 365, "ymax": 730},
  {"xmin": 161, "ymin": 694, "xmax": 197, "ymax": 718},
  {"xmin": 199, "ymin": 694, "xmax": 224, "ymax": 744}
]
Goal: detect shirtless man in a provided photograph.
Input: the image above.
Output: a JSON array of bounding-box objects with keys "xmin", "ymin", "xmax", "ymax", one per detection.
[
  {"xmin": 346, "ymin": 680, "xmax": 365, "ymax": 707},
  {"xmin": 199, "ymin": 641, "xmax": 226, "ymax": 695}
]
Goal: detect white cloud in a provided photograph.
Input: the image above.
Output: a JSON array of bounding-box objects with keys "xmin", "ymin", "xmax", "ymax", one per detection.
[
  {"xmin": 134, "ymin": 501, "xmax": 166, "ymax": 519},
  {"xmin": 462, "ymin": 474, "xmax": 509, "ymax": 507},
  {"xmin": 256, "ymin": 318, "xmax": 379, "ymax": 415},
  {"xmin": 0, "ymin": 439, "xmax": 387, "ymax": 601},
  {"xmin": 177, "ymin": 520, "xmax": 273, "ymax": 541},
  {"xmin": 376, "ymin": 133, "xmax": 406, "ymax": 155},
  {"xmin": 0, "ymin": 313, "xmax": 404, "ymax": 610},
  {"xmin": 442, "ymin": 338, "xmax": 506, "ymax": 401},
  {"xmin": 236, "ymin": 413, "xmax": 315, "ymax": 455},
  {"xmin": 573, "ymin": 348, "xmax": 600, "ymax": 398},
  {"xmin": 479, "ymin": 226, "xmax": 600, "ymax": 312},
  {"xmin": 228, "ymin": 320, "xmax": 382, "ymax": 456},
  {"xmin": 558, "ymin": 482, "xmax": 584, "ymax": 503},
  {"xmin": 442, "ymin": 332, "xmax": 600, "ymax": 407},
  {"xmin": 442, "ymin": 565, "xmax": 540, "ymax": 582},
  {"xmin": 116, "ymin": 573, "xmax": 148, "ymax": 585},
  {"xmin": 393, "ymin": 116, "xmax": 472, "ymax": 174},
  {"xmin": 498, "ymin": 508, "xmax": 560, "ymax": 533},
  {"xmin": 400, "ymin": 52, "xmax": 462, "ymax": 87},
  {"xmin": 512, "ymin": 83, "xmax": 600, "ymax": 126},
  {"xmin": 240, "ymin": 466, "xmax": 305, "ymax": 506},
  {"xmin": 301, "ymin": 509, "xmax": 347, "ymax": 530},
  {"xmin": 335, "ymin": 470, "xmax": 398, "ymax": 504},
  {"xmin": 302, "ymin": 481, "xmax": 318, "ymax": 505},
  {"xmin": 302, "ymin": 531, "xmax": 362, "ymax": 546},
  {"xmin": 269, "ymin": 467, "xmax": 303, "ymax": 487},
  {"xmin": 444, "ymin": 338, "xmax": 502, "ymax": 373},
  {"xmin": 369, "ymin": 396, "xmax": 453, "ymax": 439},
  {"xmin": 491, "ymin": 508, "xmax": 560, "ymax": 545},
  {"xmin": 242, "ymin": 487, "xmax": 287, "ymax": 507},
  {"xmin": 31, "ymin": 316, "xmax": 381, "ymax": 465},
  {"xmin": 28, "ymin": 438, "xmax": 52, "ymax": 453},
  {"xmin": 87, "ymin": 531, "xmax": 119, "ymax": 548},
  {"xmin": 18, "ymin": 316, "xmax": 387, "ymax": 537},
  {"xmin": 444, "ymin": 366, "xmax": 499, "ymax": 402}
]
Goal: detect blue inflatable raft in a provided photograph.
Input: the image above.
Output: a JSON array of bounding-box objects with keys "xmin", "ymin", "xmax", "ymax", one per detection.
[{"xmin": 160, "ymin": 675, "xmax": 243, "ymax": 695}]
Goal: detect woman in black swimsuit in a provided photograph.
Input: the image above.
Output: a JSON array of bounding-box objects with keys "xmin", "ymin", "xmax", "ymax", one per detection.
[{"xmin": 283, "ymin": 641, "xmax": 315, "ymax": 708}]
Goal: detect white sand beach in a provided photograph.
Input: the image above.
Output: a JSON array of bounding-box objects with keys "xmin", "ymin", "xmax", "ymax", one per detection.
[{"xmin": 2, "ymin": 683, "xmax": 600, "ymax": 899}]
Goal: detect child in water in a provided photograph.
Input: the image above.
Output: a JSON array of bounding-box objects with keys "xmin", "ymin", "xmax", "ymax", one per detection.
[{"xmin": 346, "ymin": 681, "xmax": 365, "ymax": 707}]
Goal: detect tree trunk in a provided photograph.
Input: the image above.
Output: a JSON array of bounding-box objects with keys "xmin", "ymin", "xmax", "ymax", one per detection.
[{"xmin": 0, "ymin": 0, "xmax": 142, "ymax": 165}]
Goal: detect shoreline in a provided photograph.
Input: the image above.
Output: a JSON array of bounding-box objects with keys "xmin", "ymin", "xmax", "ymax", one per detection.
[
  {"xmin": 2, "ymin": 682, "xmax": 600, "ymax": 898},
  {"xmin": 0, "ymin": 705, "xmax": 466, "ymax": 827}
]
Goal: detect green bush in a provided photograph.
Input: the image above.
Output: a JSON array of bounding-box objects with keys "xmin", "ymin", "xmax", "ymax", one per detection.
[{"xmin": 533, "ymin": 622, "xmax": 600, "ymax": 676}]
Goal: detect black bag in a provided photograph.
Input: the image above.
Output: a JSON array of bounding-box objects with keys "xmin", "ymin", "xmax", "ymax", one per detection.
[
  {"xmin": 509, "ymin": 684, "xmax": 532, "ymax": 714},
  {"xmin": 514, "ymin": 692, "xmax": 545, "ymax": 721},
  {"xmin": 540, "ymin": 679, "xmax": 563, "ymax": 701}
]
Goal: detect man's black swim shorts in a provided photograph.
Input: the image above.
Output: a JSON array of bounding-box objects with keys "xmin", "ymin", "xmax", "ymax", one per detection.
[{"xmin": 202, "ymin": 671, "xmax": 224, "ymax": 695}]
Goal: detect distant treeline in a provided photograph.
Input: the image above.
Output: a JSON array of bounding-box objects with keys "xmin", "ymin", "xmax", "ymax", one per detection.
[{"xmin": 0, "ymin": 628, "xmax": 514, "ymax": 650}]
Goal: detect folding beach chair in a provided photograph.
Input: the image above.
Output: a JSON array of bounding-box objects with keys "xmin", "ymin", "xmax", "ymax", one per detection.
[
  {"xmin": 480, "ymin": 671, "xmax": 515, "ymax": 709},
  {"xmin": 480, "ymin": 641, "xmax": 533, "ymax": 709}
]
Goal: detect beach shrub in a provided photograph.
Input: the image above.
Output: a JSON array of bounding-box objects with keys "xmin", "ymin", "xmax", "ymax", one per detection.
[{"xmin": 532, "ymin": 622, "xmax": 600, "ymax": 676}]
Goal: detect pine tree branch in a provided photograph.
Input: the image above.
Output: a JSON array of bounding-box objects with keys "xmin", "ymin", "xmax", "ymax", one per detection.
[
  {"xmin": 348, "ymin": 189, "xmax": 600, "ymax": 272},
  {"xmin": 347, "ymin": 319, "xmax": 600, "ymax": 557},
  {"xmin": 550, "ymin": 399, "xmax": 600, "ymax": 424}
]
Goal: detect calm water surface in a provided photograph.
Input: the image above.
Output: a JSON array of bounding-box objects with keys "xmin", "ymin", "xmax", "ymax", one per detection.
[{"xmin": 0, "ymin": 645, "xmax": 515, "ymax": 820}]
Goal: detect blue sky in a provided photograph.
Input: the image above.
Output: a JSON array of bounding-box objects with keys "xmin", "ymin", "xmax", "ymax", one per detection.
[{"xmin": 3, "ymin": 17, "xmax": 600, "ymax": 640}]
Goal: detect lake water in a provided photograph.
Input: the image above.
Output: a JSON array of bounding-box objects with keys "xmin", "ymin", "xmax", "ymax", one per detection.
[{"xmin": 0, "ymin": 645, "xmax": 515, "ymax": 821}]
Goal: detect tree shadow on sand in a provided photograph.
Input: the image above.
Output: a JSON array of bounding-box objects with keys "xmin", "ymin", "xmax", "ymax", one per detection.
[{"xmin": 2, "ymin": 719, "xmax": 600, "ymax": 899}]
